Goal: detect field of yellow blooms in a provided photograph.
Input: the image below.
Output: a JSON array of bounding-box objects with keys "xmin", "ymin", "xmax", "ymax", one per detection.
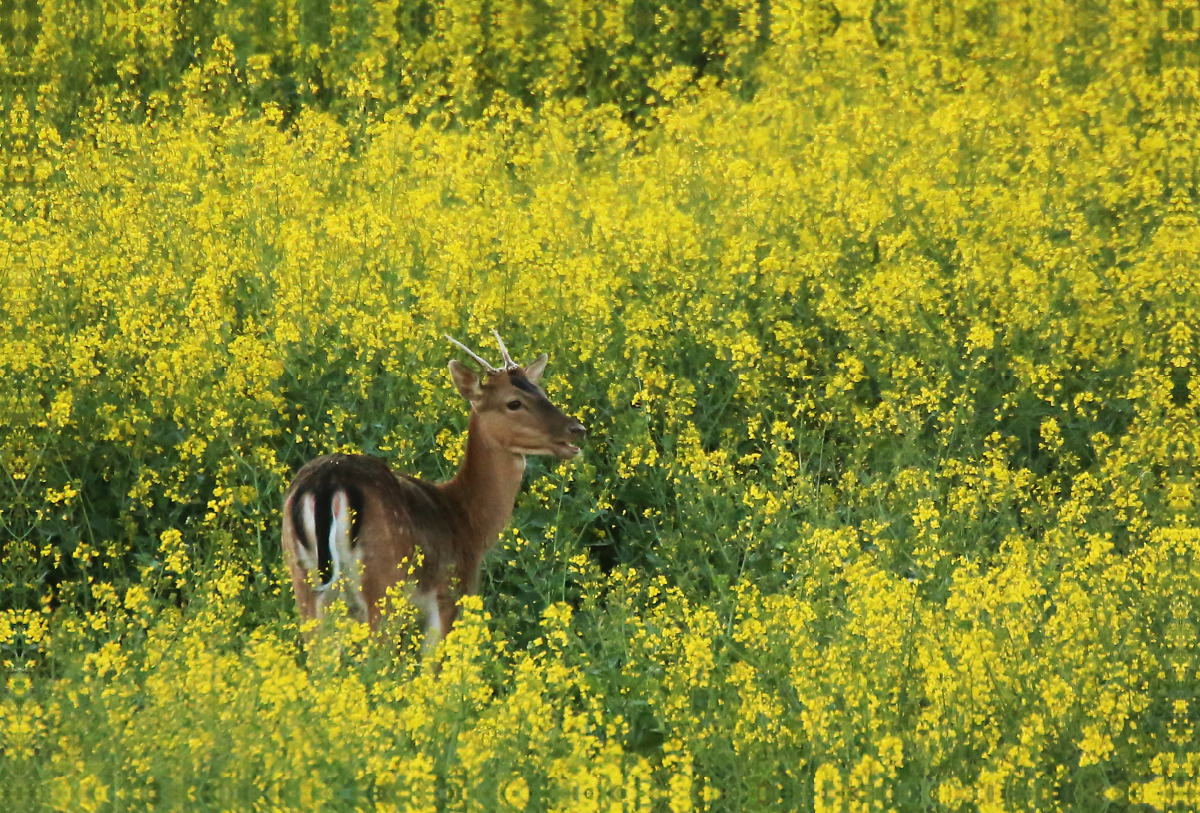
[{"xmin": 2, "ymin": 0, "xmax": 1198, "ymax": 810}]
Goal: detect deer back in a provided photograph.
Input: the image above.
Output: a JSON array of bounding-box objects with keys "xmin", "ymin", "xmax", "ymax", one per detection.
[{"xmin": 282, "ymin": 453, "xmax": 466, "ymax": 627}]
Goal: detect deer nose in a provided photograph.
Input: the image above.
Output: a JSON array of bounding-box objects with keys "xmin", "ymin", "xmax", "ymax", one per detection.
[{"xmin": 568, "ymin": 422, "xmax": 586, "ymax": 438}]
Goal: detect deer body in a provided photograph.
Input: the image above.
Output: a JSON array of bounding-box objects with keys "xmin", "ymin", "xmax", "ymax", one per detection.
[{"xmin": 281, "ymin": 334, "xmax": 584, "ymax": 643}]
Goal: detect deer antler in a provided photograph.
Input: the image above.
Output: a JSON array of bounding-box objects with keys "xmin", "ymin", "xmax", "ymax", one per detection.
[
  {"xmin": 492, "ymin": 329, "xmax": 521, "ymax": 371},
  {"xmin": 445, "ymin": 335, "xmax": 500, "ymax": 372}
]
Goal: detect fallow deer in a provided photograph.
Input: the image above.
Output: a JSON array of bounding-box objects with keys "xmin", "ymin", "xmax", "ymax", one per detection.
[{"xmin": 281, "ymin": 331, "xmax": 585, "ymax": 645}]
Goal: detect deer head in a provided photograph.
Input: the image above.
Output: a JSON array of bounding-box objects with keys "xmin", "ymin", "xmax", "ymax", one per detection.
[{"xmin": 446, "ymin": 331, "xmax": 585, "ymax": 459}]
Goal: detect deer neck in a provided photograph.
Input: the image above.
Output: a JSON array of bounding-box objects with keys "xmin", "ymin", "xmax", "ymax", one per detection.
[{"xmin": 444, "ymin": 412, "xmax": 527, "ymax": 551}]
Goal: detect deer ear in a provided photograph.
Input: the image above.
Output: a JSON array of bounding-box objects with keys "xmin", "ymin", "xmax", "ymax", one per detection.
[
  {"xmin": 523, "ymin": 353, "xmax": 549, "ymax": 385},
  {"xmin": 448, "ymin": 360, "xmax": 483, "ymax": 402}
]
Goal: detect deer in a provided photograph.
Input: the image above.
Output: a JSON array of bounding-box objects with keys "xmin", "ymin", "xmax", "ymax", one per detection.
[{"xmin": 280, "ymin": 331, "xmax": 586, "ymax": 646}]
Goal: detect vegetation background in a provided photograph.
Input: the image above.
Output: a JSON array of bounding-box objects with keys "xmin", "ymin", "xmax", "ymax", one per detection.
[{"xmin": 1, "ymin": 0, "xmax": 1197, "ymax": 810}]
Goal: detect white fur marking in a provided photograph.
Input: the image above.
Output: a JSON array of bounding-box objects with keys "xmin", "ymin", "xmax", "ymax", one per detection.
[
  {"xmin": 412, "ymin": 590, "xmax": 442, "ymax": 650},
  {"xmin": 299, "ymin": 493, "xmax": 319, "ymax": 572},
  {"xmin": 328, "ymin": 490, "xmax": 348, "ymax": 589},
  {"xmin": 329, "ymin": 491, "xmax": 369, "ymax": 622}
]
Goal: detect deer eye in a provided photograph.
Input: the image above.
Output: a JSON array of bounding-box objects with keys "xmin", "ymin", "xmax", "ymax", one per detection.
[{"xmin": 506, "ymin": 400, "xmax": 523, "ymax": 411}]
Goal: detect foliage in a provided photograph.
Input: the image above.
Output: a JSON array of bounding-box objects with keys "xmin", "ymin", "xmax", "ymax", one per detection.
[
  {"xmin": 2, "ymin": 0, "xmax": 1198, "ymax": 810},
  {"xmin": 5, "ymin": 0, "xmax": 771, "ymax": 133}
]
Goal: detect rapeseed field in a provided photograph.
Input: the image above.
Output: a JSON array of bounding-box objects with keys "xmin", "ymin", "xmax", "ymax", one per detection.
[{"xmin": 2, "ymin": 1, "xmax": 1197, "ymax": 810}]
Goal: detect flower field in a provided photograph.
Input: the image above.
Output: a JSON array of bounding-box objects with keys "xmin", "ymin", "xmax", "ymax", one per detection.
[{"xmin": 2, "ymin": 0, "xmax": 1198, "ymax": 810}]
